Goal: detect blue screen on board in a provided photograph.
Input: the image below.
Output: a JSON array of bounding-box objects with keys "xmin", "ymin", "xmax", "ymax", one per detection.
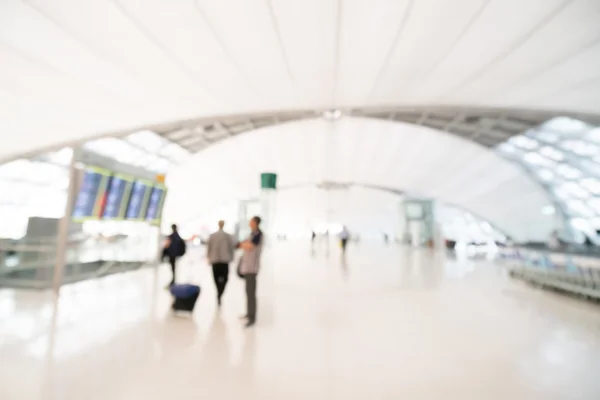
[
  {"xmin": 145, "ymin": 186, "xmax": 165, "ymax": 221},
  {"xmin": 103, "ymin": 176, "xmax": 130, "ymax": 219},
  {"xmin": 73, "ymin": 169, "xmax": 104, "ymax": 219},
  {"xmin": 125, "ymin": 181, "xmax": 149, "ymax": 219}
]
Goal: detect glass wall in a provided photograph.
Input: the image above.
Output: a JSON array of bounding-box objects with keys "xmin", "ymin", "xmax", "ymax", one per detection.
[
  {"xmin": 0, "ymin": 131, "xmax": 189, "ymax": 289},
  {"xmin": 497, "ymin": 117, "xmax": 600, "ymax": 244}
]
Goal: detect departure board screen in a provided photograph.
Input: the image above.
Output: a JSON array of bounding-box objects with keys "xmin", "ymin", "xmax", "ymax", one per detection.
[
  {"xmin": 72, "ymin": 167, "xmax": 111, "ymax": 221},
  {"xmin": 102, "ymin": 174, "xmax": 133, "ymax": 219},
  {"xmin": 145, "ymin": 185, "xmax": 167, "ymax": 223},
  {"xmin": 125, "ymin": 180, "xmax": 151, "ymax": 220}
]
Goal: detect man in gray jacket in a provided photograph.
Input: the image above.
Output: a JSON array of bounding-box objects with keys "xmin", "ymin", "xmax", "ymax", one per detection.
[
  {"xmin": 238, "ymin": 216, "xmax": 263, "ymax": 328},
  {"xmin": 206, "ymin": 220, "xmax": 236, "ymax": 306}
]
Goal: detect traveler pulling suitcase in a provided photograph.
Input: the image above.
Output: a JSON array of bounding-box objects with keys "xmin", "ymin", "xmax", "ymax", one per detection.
[{"xmin": 170, "ymin": 284, "xmax": 200, "ymax": 312}]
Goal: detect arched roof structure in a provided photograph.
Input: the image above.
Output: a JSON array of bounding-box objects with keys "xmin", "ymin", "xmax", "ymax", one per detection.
[
  {"xmin": 2, "ymin": 0, "xmax": 600, "ymax": 161},
  {"xmin": 165, "ymin": 118, "xmax": 556, "ymax": 242},
  {"xmin": 498, "ymin": 117, "xmax": 600, "ymax": 242}
]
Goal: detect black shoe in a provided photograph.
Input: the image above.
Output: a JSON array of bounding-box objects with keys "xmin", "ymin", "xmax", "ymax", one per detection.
[{"xmin": 245, "ymin": 320, "xmax": 255, "ymax": 328}]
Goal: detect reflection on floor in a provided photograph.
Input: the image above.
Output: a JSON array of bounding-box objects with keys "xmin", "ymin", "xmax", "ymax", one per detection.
[{"xmin": 1, "ymin": 242, "xmax": 600, "ymax": 399}]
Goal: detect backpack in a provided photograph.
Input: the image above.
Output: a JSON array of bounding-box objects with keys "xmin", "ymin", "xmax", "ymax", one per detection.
[
  {"xmin": 170, "ymin": 233, "xmax": 186, "ymax": 257},
  {"xmin": 178, "ymin": 239, "xmax": 187, "ymax": 257}
]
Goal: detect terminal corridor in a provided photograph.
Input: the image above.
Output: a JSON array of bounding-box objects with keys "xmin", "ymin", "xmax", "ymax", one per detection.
[
  {"xmin": 2, "ymin": 243, "xmax": 600, "ymax": 399},
  {"xmin": 3, "ymin": 1, "xmax": 600, "ymax": 398}
]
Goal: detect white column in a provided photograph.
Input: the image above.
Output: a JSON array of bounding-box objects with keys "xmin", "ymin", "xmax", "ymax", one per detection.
[
  {"xmin": 52, "ymin": 148, "xmax": 81, "ymax": 295},
  {"xmin": 260, "ymin": 173, "xmax": 277, "ymax": 245}
]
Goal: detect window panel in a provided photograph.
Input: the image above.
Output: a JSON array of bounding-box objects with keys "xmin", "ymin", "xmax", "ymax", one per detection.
[
  {"xmin": 580, "ymin": 160, "xmax": 600, "ymax": 176},
  {"xmin": 587, "ymin": 128, "xmax": 600, "ymax": 143},
  {"xmin": 557, "ymin": 182, "xmax": 590, "ymax": 199},
  {"xmin": 523, "ymin": 152, "xmax": 554, "ymax": 168},
  {"xmin": 85, "ymin": 138, "xmax": 146, "ymax": 164},
  {"xmin": 159, "ymin": 143, "xmax": 190, "ymax": 161},
  {"xmin": 42, "ymin": 147, "xmax": 73, "ymax": 167},
  {"xmin": 555, "ymin": 164, "xmax": 582, "ymax": 180},
  {"xmin": 84, "ymin": 135, "xmax": 185, "ymax": 173},
  {"xmin": 570, "ymin": 218, "xmax": 591, "ymax": 232},
  {"xmin": 509, "ymin": 136, "xmax": 538, "ymax": 150},
  {"xmin": 543, "ymin": 117, "xmax": 590, "ymax": 135},
  {"xmin": 560, "ymin": 139, "xmax": 599, "ymax": 156},
  {"xmin": 151, "ymin": 158, "xmax": 172, "ymax": 173},
  {"xmin": 143, "ymin": 156, "xmax": 171, "ymax": 173},
  {"xmin": 539, "ymin": 146, "xmax": 564, "ymax": 161},
  {"xmin": 589, "ymin": 198, "xmax": 600, "ymax": 214},
  {"xmin": 0, "ymin": 159, "xmax": 31, "ymax": 179},
  {"xmin": 0, "ymin": 181, "xmax": 21, "ymax": 204},
  {"xmin": 126, "ymin": 130, "xmax": 167, "ymax": 153},
  {"xmin": 533, "ymin": 130, "xmax": 560, "ymax": 143},
  {"xmin": 580, "ymin": 178, "xmax": 600, "ymax": 195},
  {"xmin": 536, "ymin": 168, "xmax": 554, "ymax": 182},
  {"xmin": 496, "ymin": 116, "xmax": 600, "ymax": 235},
  {"xmin": 566, "ymin": 200, "xmax": 595, "ymax": 218},
  {"xmin": 0, "ymin": 206, "xmax": 29, "ymax": 239}
]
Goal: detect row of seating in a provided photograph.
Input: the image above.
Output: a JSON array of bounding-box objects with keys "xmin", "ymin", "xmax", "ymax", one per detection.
[{"xmin": 499, "ymin": 247, "xmax": 600, "ymax": 301}]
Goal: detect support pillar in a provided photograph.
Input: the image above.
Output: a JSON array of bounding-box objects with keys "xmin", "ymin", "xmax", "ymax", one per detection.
[
  {"xmin": 52, "ymin": 148, "xmax": 81, "ymax": 295},
  {"xmin": 403, "ymin": 198, "xmax": 435, "ymax": 247}
]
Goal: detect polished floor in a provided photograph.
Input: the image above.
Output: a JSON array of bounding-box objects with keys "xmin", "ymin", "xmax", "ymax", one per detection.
[{"xmin": 1, "ymin": 242, "xmax": 600, "ymax": 399}]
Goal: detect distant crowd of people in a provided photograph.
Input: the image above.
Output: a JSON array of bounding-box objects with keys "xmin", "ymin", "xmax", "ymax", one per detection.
[{"xmin": 162, "ymin": 216, "xmax": 263, "ymax": 328}]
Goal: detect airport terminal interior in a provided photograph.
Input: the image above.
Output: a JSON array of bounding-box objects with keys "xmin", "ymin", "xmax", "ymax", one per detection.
[{"xmin": 2, "ymin": 0, "xmax": 600, "ymax": 399}]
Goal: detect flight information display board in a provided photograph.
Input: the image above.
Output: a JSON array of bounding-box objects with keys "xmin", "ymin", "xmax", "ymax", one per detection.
[
  {"xmin": 145, "ymin": 185, "xmax": 167, "ymax": 224},
  {"xmin": 72, "ymin": 166, "xmax": 111, "ymax": 221},
  {"xmin": 102, "ymin": 174, "xmax": 134, "ymax": 220},
  {"xmin": 125, "ymin": 180, "xmax": 152, "ymax": 220}
]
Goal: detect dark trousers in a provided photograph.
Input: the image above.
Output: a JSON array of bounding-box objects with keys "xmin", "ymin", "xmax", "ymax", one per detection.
[
  {"xmin": 341, "ymin": 238, "xmax": 348, "ymax": 251},
  {"xmin": 169, "ymin": 256, "xmax": 177, "ymax": 285},
  {"xmin": 245, "ymin": 274, "xmax": 257, "ymax": 322},
  {"xmin": 212, "ymin": 263, "xmax": 229, "ymax": 300}
]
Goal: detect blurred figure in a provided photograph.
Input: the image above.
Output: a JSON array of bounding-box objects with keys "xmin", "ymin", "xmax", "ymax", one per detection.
[
  {"xmin": 384, "ymin": 233, "xmax": 389, "ymax": 244},
  {"xmin": 238, "ymin": 216, "xmax": 263, "ymax": 328},
  {"xmin": 164, "ymin": 224, "xmax": 186, "ymax": 288},
  {"xmin": 339, "ymin": 226, "xmax": 350, "ymax": 253},
  {"xmin": 207, "ymin": 220, "xmax": 236, "ymax": 306},
  {"xmin": 548, "ymin": 230, "xmax": 560, "ymax": 249}
]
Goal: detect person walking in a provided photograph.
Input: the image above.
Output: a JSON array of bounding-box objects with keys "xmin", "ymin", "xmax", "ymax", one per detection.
[
  {"xmin": 339, "ymin": 226, "xmax": 350, "ymax": 253},
  {"xmin": 206, "ymin": 220, "xmax": 236, "ymax": 306},
  {"xmin": 238, "ymin": 216, "xmax": 263, "ymax": 328},
  {"xmin": 164, "ymin": 224, "xmax": 186, "ymax": 288}
]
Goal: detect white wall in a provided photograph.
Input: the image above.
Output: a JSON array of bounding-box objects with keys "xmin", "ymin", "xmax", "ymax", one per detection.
[{"xmin": 165, "ymin": 118, "xmax": 556, "ymax": 242}]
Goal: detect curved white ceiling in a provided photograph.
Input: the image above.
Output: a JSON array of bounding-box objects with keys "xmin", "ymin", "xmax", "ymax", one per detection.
[
  {"xmin": 2, "ymin": 0, "xmax": 600, "ymax": 161},
  {"xmin": 165, "ymin": 117, "xmax": 556, "ymax": 242}
]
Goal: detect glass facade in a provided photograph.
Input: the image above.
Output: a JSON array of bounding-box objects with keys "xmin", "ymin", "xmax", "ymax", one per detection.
[
  {"xmin": 0, "ymin": 131, "xmax": 189, "ymax": 239},
  {"xmin": 497, "ymin": 117, "xmax": 600, "ymax": 243}
]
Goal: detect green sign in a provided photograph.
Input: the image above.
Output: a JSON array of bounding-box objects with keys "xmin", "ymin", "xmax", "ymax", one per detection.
[{"xmin": 261, "ymin": 173, "xmax": 277, "ymax": 189}]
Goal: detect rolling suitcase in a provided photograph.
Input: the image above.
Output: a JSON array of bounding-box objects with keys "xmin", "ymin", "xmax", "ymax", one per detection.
[{"xmin": 170, "ymin": 284, "xmax": 200, "ymax": 312}]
